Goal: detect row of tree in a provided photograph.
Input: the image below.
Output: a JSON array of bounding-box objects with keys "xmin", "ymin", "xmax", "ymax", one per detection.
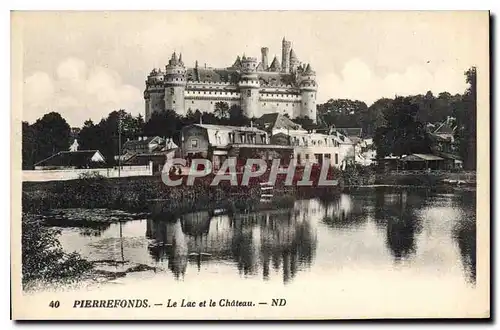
[
  {"xmin": 317, "ymin": 91, "xmax": 465, "ymax": 138},
  {"xmin": 371, "ymin": 67, "xmax": 476, "ymax": 170},
  {"xmin": 22, "ymin": 67, "xmax": 477, "ymax": 170}
]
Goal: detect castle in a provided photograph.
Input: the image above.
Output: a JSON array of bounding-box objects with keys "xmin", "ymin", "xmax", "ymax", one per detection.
[{"xmin": 144, "ymin": 37, "xmax": 317, "ymax": 122}]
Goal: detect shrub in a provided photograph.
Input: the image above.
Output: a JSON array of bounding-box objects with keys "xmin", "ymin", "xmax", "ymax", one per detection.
[{"xmin": 22, "ymin": 214, "xmax": 93, "ymax": 286}]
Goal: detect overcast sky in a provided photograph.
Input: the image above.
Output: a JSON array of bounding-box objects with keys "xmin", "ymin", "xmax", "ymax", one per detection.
[{"xmin": 16, "ymin": 11, "xmax": 488, "ymax": 127}]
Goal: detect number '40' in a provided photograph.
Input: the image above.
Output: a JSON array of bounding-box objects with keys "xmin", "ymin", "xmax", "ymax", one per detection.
[{"xmin": 49, "ymin": 300, "xmax": 60, "ymax": 308}]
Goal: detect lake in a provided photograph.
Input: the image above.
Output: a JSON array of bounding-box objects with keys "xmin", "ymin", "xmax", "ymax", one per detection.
[{"xmin": 25, "ymin": 186, "xmax": 480, "ymax": 318}]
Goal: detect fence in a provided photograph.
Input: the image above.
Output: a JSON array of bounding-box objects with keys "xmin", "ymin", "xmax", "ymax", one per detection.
[{"xmin": 22, "ymin": 163, "xmax": 153, "ymax": 182}]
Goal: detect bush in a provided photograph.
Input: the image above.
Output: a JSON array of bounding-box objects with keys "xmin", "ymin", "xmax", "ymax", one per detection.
[
  {"xmin": 22, "ymin": 214, "xmax": 93, "ymax": 286},
  {"xmin": 77, "ymin": 171, "xmax": 106, "ymax": 180}
]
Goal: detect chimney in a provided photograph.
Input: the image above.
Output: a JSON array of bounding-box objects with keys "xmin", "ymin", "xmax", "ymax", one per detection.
[{"xmin": 261, "ymin": 47, "xmax": 269, "ymax": 71}]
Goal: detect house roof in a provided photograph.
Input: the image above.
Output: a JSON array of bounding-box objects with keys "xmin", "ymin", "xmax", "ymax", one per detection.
[
  {"xmin": 433, "ymin": 118, "xmax": 456, "ymax": 134},
  {"xmin": 336, "ymin": 127, "xmax": 363, "ymax": 137},
  {"xmin": 193, "ymin": 124, "xmax": 266, "ymax": 134},
  {"xmin": 123, "ymin": 136, "xmax": 162, "ymax": 149},
  {"xmin": 35, "ymin": 150, "xmax": 105, "ymax": 167},
  {"xmin": 402, "ymin": 154, "xmax": 445, "ymax": 162},
  {"xmin": 254, "ymin": 113, "xmax": 303, "ymax": 131}
]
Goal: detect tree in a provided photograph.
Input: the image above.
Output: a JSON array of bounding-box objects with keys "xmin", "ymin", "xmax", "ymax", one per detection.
[
  {"xmin": 214, "ymin": 101, "xmax": 230, "ymax": 119},
  {"xmin": 228, "ymin": 105, "xmax": 250, "ymax": 126},
  {"xmin": 32, "ymin": 112, "xmax": 71, "ymax": 163},
  {"xmin": 78, "ymin": 119, "xmax": 103, "ymax": 152},
  {"xmin": 374, "ymin": 97, "xmax": 431, "ymax": 158},
  {"xmin": 454, "ymin": 67, "xmax": 477, "ymax": 170},
  {"xmin": 143, "ymin": 110, "xmax": 182, "ymax": 138},
  {"xmin": 22, "ymin": 121, "xmax": 36, "ymax": 169},
  {"xmin": 317, "ymin": 99, "xmax": 368, "ymax": 130},
  {"xmin": 361, "ymin": 98, "xmax": 390, "ymax": 136},
  {"xmin": 292, "ymin": 116, "xmax": 318, "ymax": 131}
]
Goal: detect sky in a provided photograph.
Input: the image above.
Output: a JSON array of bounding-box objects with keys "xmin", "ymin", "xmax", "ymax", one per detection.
[{"xmin": 15, "ymin": 11, "xmax": 489, "ymax": 127}]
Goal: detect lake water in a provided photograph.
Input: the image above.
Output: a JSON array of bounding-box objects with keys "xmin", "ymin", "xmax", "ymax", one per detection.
[{"xmin": 26, "ymin": 187, "xmax": 481, "ymax": 318}]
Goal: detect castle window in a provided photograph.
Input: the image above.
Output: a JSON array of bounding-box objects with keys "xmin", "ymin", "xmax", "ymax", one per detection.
[
  {"xmin": 191, "ymin": 139, "xmax": 198, "ymax": 148},
  {"xmin": 192, "ymin": 101, "xmax": 194, "ymax": 104},
  {"xmin": 247, "ymin": 90, "xmax": 251, "ymax": 97},
  {"xmin": 211, "ymin": 102, "xmax": 213, "ymax": 104},
  {"xmin": 173, "ymin": 100, "xmax": 176, "ymax": 104},
  {"xmin": 176, "ymin": 78, "xmax": 178, "ymax": 81}
]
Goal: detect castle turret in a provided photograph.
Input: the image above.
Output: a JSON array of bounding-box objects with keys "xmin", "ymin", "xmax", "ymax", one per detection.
[
  {"xmin": 164, "ymin": 52, "xmax": 187, "ymax": 116},
  {"xmin": 145, "ymin": 68, "xmax": 166, "ymax": 121},
  {"xmin": 289, "ymin": 49, "xmax": 299, "ymax": 73},
  {"xmin": 299, "ymin": 63, "xmax": 317, "ymax": 122},
  {"xmin": 238, "ymin": 56, "xmax": 260, "ymax": 118},
  {"xmin": 261, "ymin": 47, "xmax": 269, "ymax": 71},
  {"xmin": 281, "ymin": 37, "xmax": 292, "ymax": 73}
]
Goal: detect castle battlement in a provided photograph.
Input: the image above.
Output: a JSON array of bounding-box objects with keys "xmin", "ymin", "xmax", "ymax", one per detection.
[{"xmin": 144, "ymin": 37, "xmax": 317, "ymax": 122}]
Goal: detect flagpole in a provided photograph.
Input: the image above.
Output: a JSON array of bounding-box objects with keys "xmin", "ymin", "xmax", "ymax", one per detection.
[{"xmin": 118, "ymin": 111, "xmax": 122, "ymax": 178}]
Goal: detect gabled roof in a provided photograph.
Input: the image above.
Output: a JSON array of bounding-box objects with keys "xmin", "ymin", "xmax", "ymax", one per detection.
[
  {"xmin": 336, "ymin": 127, "xmax": 363, "ymax": 137},
  {"xmin": 123, "ymin": 136, "xmax": 162, "ymax": 149},
  {"xmin": 35, "ymin": 150, "xmax": 105, "ymax": 167},
  {"xmin": 254, "ymin": 113, "xmax": 303, "ymax": 131}
]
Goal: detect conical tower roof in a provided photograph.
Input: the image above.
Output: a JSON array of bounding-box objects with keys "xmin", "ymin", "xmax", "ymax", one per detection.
[
  {"xmin": 269, "ymin": 56, "xmax": 281, "ymax": 72},
  {"xmin": 290, "ymin": 48, "xmax": 298, "ymax": 60},
  {"xmin": 232, "ymin": 55, "xmax": 242, "ymax": 68}
]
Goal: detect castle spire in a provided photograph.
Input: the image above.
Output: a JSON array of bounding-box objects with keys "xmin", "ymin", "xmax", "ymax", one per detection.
[
  {"xmin": 178, "ymin": 53, "xmax": 183, "ymax": 65},
  {"xmin": 269, "ymin": 56, "xmax": 281, "ymax": 72}
]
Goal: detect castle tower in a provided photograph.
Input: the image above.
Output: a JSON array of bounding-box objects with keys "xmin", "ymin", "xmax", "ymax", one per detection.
[
  {"xmin": 164, "ymin": 52, "xmax": 187, "ymax": 116},
  {"xmin": 299, "ymin": 63, "xmax": 318, "ymax": 122},
  {"xmin": 238, "ymin": 56, "xmax": 260, "ymax": 118},
  {"xmin": 289, "ymin": 49, "xmax": 299, "ymax": 73},
  {"xmin": 261, "ymin": 47, "xmax": 269, "ymax": 71},
  {"xmin": 281, "ymin": 37, "xmax": 292, "ymax": 73},
  {"xmin": 144, "ymin": 68, "xmax": 166, "ymax": 121}
]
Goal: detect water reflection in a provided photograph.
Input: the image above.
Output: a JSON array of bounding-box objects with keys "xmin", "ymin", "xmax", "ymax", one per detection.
[
  {"xmin": 53, "ymin": 188, "xmax": 477, "ymax": 288},
  {"xmin": 146, "ymin": 205, "xmax": 318, "ymax": 283},
  {"xmin": 370, "ymin": 189, "xmax": 424, "ymax": 262},
  {"xmin": 320, "ymin": 193, "xmax": 367, "ymax": 229}
]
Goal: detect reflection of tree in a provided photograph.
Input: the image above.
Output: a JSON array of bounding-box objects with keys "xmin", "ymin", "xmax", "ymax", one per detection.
[
  {"xmin": 320, "ymin": 194, "xmax": 367, "ymax": 229},
  {"xmin": 145, "ymin": 205, "xmax": 318, "ymax": 283},
  {"xmin": 384, "ymin": 191, "xmax": 422, "ymax": 261},
  {"xmin": 453, "ymin": 219, "xmax": 476, "ymax": 285},
  {"xmin": 146, "ymin": 219, "xmax": 188, "ymax": 279}
]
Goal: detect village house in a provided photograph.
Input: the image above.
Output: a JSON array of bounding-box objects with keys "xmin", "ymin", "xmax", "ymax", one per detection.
[
  {"xmin": 121, "ymin": 136, "xmax": 179, "ymax": 173},
  {"xmin": 254, "ymin": 113, "xmax": 356, "ymax": 169},
  {"xmin": 180, "ymin": 123, "xmax": 294, "ymax": 170}
]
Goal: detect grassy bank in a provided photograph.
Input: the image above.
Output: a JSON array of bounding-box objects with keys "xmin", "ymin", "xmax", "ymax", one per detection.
[{"xmin": 22, "ymin": 166, "xmax": 347, "ymax": 215}]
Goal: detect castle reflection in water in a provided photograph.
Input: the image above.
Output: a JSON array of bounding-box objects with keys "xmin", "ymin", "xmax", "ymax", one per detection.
[
  {"xmin": 145, "ymin": 205, "xmax": 319, "ymax": 284},
  {"xmin": 143, "ymin": 189, "xmax": 476, "ymax": 285}
]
